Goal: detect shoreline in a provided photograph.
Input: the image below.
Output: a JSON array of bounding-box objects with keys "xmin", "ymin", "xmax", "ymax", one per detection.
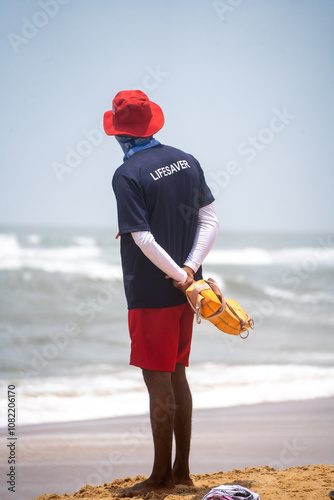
[{"xmin": 0, "ymin": 397, "xmax": 333, "ymax": 499}]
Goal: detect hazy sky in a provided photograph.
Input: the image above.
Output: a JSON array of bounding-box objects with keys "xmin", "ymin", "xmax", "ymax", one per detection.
[{"xmin": 1, "ymin": 0, "xmax": 333, "ymax": 232}]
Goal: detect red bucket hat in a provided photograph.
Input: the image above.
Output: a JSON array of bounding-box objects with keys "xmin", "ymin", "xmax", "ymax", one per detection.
[{"xmin": 103, "ymin": 90, "xmax": 164, "ymax": 137}]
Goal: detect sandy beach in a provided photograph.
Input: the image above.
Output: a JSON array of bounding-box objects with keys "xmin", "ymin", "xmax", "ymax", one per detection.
[
  {"xmin": 1, "ymin": 397, "xmax": 333, "ymax": 499},
  {"xmin": 34, "ymin": 464, "xmax": 334, "ymax": 500}
]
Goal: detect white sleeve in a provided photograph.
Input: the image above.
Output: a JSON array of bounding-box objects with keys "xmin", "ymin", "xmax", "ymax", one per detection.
[
  {"xmin": 183, "ymin": 203, "xmax": 219, "ymax": 273},
  {"xmin": 131, "ymin": 231, "xmax": 188, "ymax": 283}
]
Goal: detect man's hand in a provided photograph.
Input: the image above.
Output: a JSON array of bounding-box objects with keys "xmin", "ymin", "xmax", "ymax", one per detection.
[{"xmin": 166, "ymin": 266, "xmax": 195, "ymax": 294}]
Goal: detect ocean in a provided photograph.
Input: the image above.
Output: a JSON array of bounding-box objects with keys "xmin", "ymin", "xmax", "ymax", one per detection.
[{"xmin": 0, "ymin": 226, "xmax": 334, "ymax": 426}]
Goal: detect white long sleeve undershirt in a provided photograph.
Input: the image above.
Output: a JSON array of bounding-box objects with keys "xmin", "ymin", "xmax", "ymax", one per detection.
[
  {"xmin": 183, "ymin": 203, "xmax": 219, "ymax": 272},
  {"xmin": 131, "ymin": 203, "xmax": 219, "ymax": 283}
]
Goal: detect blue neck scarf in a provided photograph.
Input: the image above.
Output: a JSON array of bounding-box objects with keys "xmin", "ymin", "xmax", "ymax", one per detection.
[{"xmin": 115, "ymin": 135, "xmax": 160, "ymax": 161}]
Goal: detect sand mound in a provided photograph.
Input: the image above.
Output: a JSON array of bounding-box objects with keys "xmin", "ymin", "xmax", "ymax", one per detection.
[{"xmin": 34, "ymin": 464, "xmax": 334, "ymax": 500}]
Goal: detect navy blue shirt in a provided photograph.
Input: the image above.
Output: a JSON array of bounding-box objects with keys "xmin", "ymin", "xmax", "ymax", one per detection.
[{"xmin": 112, "ymin": 144, "xmax": 214, "ymax": 309}]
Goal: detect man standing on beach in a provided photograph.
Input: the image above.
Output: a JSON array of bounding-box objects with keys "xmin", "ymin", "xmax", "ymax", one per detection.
[{"xmin": 104, "ymin": 90, "xmax": 219, "ymax": 495}]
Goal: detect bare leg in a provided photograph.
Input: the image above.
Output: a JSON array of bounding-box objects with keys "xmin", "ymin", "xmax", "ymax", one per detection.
[
  {"xmin": 171, "ymin": 363, "xmax": 194, "ymax": 486},
  {"xmin": 118, "ymin": 369, "xmax": 177, "ymax": 496}
]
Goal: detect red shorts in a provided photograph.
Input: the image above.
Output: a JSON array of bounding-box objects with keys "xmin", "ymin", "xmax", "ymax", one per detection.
[{"xmin": 128, "ymin": 302, "xmax": 194, "ymax": 372}]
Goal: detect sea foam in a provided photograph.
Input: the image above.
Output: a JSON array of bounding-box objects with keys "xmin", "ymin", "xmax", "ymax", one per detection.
[
  {"xmin": 1, "ymin": 363, "xmax": 333, "ymax": 425},
  {"xmin": 205, "ymin": 246, "xmax": 334, "ymax": 266},
  {"xmin": 0, "ymin": 233, "xmax": 122, "ymax": 280}
]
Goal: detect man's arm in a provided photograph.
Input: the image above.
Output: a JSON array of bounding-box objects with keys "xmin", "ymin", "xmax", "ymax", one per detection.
[
  {"xmin": 172, "ymin": 203, "xmax": 219, "ymax": 293},
  {"xmin": 183, "ymin": 203, "xmax": 219, "ymax": 273},
  {"xmin": 131, "ymin": 231, "xmax": 189, "ymax": 283},
  {"xmin": 131, "ymin": 203, "xmax": 219, "ymax": 293}
]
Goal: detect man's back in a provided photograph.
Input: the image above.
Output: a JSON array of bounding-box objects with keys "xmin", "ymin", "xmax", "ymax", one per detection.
[{"xmin": 112, "ymin": 144, "xmax": 214, "ymax": 308}]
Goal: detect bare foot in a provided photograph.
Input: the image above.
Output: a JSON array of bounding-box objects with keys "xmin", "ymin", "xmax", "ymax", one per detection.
[
  {"xmin": 173, "ymin": 474, "xmax": 194, "ymax": 487},
  {"xmin": 114, "ymin": 477, "xmax": 177, "ymax": 497},
  {"xmin": 172, "ymin": 467, "xmax": 194, "ymax": 486}
]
